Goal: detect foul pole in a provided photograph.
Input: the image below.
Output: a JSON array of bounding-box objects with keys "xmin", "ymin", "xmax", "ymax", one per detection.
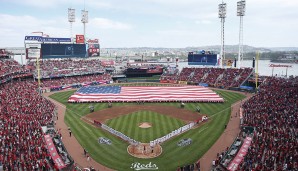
[{"xmin": 255, "ymin": 51, "xmax": 259, "ymax": 89}]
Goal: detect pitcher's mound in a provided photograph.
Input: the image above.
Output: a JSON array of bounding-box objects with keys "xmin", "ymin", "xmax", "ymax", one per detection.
[
  {"xmin": 139, "ymin": 122, "xmax": 152, "ymax": 128},
  {"xmin": 127, "ymin": 143, "xmax": 162, "ymax": 159}
]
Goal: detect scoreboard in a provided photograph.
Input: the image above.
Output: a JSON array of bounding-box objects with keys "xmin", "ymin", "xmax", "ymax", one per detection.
[
  {"xmin": 188, "ymin": 52, "xmax": 218, "ymax": 66},
  {"xmin": 41, "ymin": 44, "xmax": 87, "ymax": 59}
]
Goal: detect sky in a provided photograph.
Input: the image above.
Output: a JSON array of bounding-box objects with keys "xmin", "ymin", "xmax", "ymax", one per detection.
[{"xmin": 0, "ymin": 0, "xmax": 298, "ymax": 48}]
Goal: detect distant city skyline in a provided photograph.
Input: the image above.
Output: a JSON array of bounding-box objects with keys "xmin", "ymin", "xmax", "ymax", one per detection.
[{"xmin": 1, "ymin": 0, "xmax": 298, "ymax": 48}]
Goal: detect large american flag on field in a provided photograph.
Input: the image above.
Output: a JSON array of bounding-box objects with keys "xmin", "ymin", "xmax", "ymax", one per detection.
[{"xmin": 68, "ymin": 86, "xmax": 224, "ymax": 103}]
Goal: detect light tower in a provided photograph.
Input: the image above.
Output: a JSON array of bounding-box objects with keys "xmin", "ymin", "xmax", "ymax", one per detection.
[
  {"xmin": 218, "ymin": 1, "xmax": 227, "ymax": 68},
  {"xmin": 68, "ymin": 8, "xmax": 75, "ymax": 41},
  {"xmin": 81, "ymin": 9, "xmax": 88, "ymax": 43},
  {"xmin": 237, "ymin": 0, "xmax": 246, "ymax": 68}
]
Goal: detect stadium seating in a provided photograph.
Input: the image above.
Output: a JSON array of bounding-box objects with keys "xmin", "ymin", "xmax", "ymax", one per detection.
[
  {"xmin": 0, "ymin": 59, "xmax": 31, "ymax": 82},
  {"xmin": 189, "ymin": 67, "xmax": 209, "ymax": 83},
  {"xmin": 40, "ymin": 73, "xmax": 112, "ymax": 88},
  {"xmin": 230, "ymin": 68, "xmax": 253, "ymax": 88},
  {"xmin": 214, "ymin": 76, "xmax": 298, "ymax": 170},
  {"xmin": 202, "ymin": 68, "xmax": 225, "ymax": 86},
  {"xmin": 216, "ymin": 68, "xmax": 243, "ymax": 88},
  {"xmin": 176, "ymin": 67, "xmax": 253, "ymax": 88},
  {"xmin": 27, "ymin": 58, "xmax": 106, "ymax": 78},
  {"xmin": 0, "ymin": 80, "xmax": 56, "ymax": 170},
  {"xmin": 178, "ymin": 67, "xmax": 194, "ymax": 82},
  {"xmin": 160, "ymin": 68, "xmax": 179, "ymax": 83},
  {"xmin": 239, "ymin": 77, "xmax": 298, "ymax": 170}
]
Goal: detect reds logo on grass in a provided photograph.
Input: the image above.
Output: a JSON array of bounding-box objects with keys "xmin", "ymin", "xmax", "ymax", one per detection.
[{"xmin": 130, "ymin": 162, "xmax": 158, "ymax": 170}]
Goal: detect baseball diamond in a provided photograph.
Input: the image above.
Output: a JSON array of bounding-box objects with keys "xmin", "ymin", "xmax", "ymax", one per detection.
[{"xmin": 48, "ymin": 85, "xmax": 246, "ymax": 171}]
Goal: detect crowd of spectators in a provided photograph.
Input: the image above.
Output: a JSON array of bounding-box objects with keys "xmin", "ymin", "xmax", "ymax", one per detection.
[
  {"xmin": 230, "ymin": 68, "xmax": 253, "ymax": 88},
  {"xmin": 216, "ymin": 68, "xmax": 243, "ymax": 88},
  {"xmin": 176, "ymin": 161, "xmax": 201, "ymax": 171},
  {"xmin": 239, "ymin": 76, "xmax": 298, "ymax": 170},
  {"xmin": 178, "ymin": 67, "xmax": 209, "ymax": 83},
  {"xmin": 40, "ymin": 73, "xmax": 112, "ymax": 88},
  {"xmin": 0, "ymin": 59, "xmax": 31, "ymax": 82},
  {"xmin": 27, "ymin": 59, "xmax": 106, "ymax": 78},
  {"xmin": 160, "ymin": 68, "xmax": 179, "ymax": 83},
  {"xmin": 202, "ymin": 68, "xmax": 225, "ymax": 86},
  {"xmin": 179, "ymin": 68, "xmax": 195, "ymax": 82},
  {"xmin": 0, "ymin": 80, "xmax": 57, "ymax": 170},
  {"xmin": 176, "ymin": 67, "xmax": 253, "ymax": 88},
  {"xmin": 213, "ymin": 76, "xmax": 298, "ymax": 171},
  {"xmin": 189, "ymin": 68, "xmax": 208, "ymax": 83}
]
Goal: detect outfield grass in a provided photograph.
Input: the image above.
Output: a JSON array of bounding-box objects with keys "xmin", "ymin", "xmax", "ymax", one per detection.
[
  {"xmin": 49, "ymin": 88, "xmax": 245, "ymax": 170},
  {"xmin": 106, "ymin": 111, "xmax": 185, "ymax": 142}
]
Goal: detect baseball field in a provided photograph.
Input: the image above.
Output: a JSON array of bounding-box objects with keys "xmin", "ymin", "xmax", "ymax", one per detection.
[{"xmin": 49, "ymin": 84, "xmax": 245, "ymax": 170}]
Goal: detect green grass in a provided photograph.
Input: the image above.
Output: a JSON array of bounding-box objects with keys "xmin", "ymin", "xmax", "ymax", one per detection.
[
  {"xmin": 49, "ymin": 87, "xmax": 245, "ymax": 171},
  {"xmin": 106, "ymin": 111, "xmax": 185, "ymax": 142}
]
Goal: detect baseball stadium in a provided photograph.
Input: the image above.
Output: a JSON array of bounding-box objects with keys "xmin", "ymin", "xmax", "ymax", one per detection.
[
  {"xmin": 1, "ymin": 42, "xmax": 297, "ymax": 171},
  {"xmin": 1, "ymin": 1, "xmax": 298, "ymax": 171}
]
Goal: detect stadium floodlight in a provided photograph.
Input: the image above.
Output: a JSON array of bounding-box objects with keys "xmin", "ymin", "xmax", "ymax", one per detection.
[
  {"xmin": 81, "ymin": 10, "xmax": 88, "ymax": 23},
  {"xmin": 218, "ymin": 2, "xmax": 227, "ymax": 18},
  {"xmin": 218, "ymin": 1, "xmax": 227, "ymax": 68},
  {"xmin": 237, "ymin": 0, "xmax": 246, "ymax": 68},
  {"xmin": 237, "ymin": 0, "xmax": 246, "ymax": 16},
  {"xmin": 81, "ymin": 10, "xmax": 88, "ymax": 44},
  {"xmin": 68, "ymin": 8, "xmax": 75, "ymax": 40},
  {"xmin": 68, "ymin": 8, "xmax": 75, "ymax": 22}
]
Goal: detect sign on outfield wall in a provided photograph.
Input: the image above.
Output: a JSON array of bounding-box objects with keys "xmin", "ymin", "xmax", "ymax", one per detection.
[
  {"xmin": 25, "ymin": 43, "xmax": 41, "ymax": 48},
  {"xmin": 26, "ymin": 48, "xmax": 41, "ymax": 59},
  {"xmin": 24, "ymin": 36, "xmax": 71, "ymax": 43}
]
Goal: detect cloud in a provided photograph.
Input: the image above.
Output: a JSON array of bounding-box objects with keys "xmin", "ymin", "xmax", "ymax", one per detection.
[
  {"xmin": 90, "ymin": 18, "xmax": 132, "ymax": 30},
  {"xmin": 195, "ymin": 20, "xmax": 212, "ymax": 25},
  {"xmin": 1, "ymin": 0, "xmax": 298, "ymax": 47},
  {"xmin": 9, "ymin": 0, "xmax": 68, "ymax": 8},
  {"xmin": 0, "ymin": 13, "xmax": 132, "ymax": 47},
  {"xmin": 85, "ymin": 0, "xmax": 111, "ymax": 9},
  {"xmin": 8, "ymin": 0, "xmax": 111, "ymax": 9}
]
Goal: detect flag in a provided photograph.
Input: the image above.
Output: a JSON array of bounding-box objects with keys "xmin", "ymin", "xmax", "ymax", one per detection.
[{"xmin": 68, "ymin": 86, "xmax": 224, "ymax": 103}]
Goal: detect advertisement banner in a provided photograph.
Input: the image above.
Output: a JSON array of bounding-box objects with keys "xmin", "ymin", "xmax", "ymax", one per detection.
[
  {"xmin": 178, "ymin": 81, "xmax": 188, "ymax": 85},
  {"xmin": 88, "ymin": 44, "xmax": 100, "ymax": 49},
  {"xmin": 223, "ymin": 59, "xmax": 233, "ymax": 66},
  {"xmin": 88, "ymin": 48, "xmax": 100, "ymax": 57},
  {"xmin": 44, "ymin": 135, "xmax": 66, "ymax": 169},
  {"xmin": 25, "ymin": 36, "xmax": 71, "ymax": 43},
  {"xmin": 89, "ymin": 48, "xmax": 99, "ymax": 53},
  {"xmin": 227, "ymin": 137, "xmax": 253, "ymax": 171},
  {"xmin": 87, "ymin": 39, "xmax": 99, "ymax": 44},
  {"xmin": 25, "ymin": 44, "xmax": 41, "ymax": 48},
  {"xmin": 76, "ymin": 35, "xmax": 85, "ymax": 44},
  {"xmin": 101, "ymin": 60, "xmax": 115, "ymax": 66},
  {"xmin": 26, "ymin": 48, "xmax": 41, "ymax": 59}
]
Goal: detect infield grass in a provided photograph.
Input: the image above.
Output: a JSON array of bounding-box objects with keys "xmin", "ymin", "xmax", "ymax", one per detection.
[
  {"xmin": 49, "ymin": 88, "xmax": 245, "ymax": 170},
  {"xmin": 106, "ymin": 111, "xmax": 185, "ymax": 142}
]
